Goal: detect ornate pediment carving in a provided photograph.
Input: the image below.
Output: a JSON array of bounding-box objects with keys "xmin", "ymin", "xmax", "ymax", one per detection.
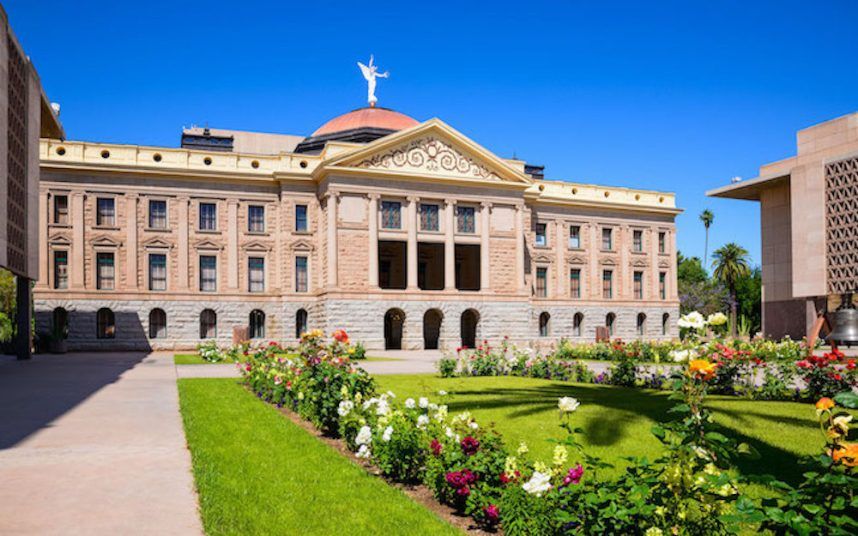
[
  {"xmin": 290, "ymin": 239, "xmax": 315, "ymax": 252},
  {"xmin": 355, "ymin": 136, "xmax": 503, "ymax": 182},
  {"xmin": 658, "ymin": 259, "xmax": 671, "ymax": 268},
  {"xmin": 91, "ymin": 235, "xmax": 122, "ymax": 248},
  {"xmin": 49, "ymin": 233, "xmax": 72, "ymax": 246},
  {"xmin": 568, "ymin": 254, "xmax": 587, "ymax": 265},
  {"xmin": 600, "ymin": 256, "xmax": 618, "ymax": 266},
  {"xmin": 243, "ymin": 240, "xmax": 273, "ymax": 252},
  {"xmin": 631, "ymin": 258, "xmax": 649, "ymax": 268},
  {"xmin": 142, "ymin": 237, "xmax": 174, "ymax": 250},
  {"xmin": 532, "ymin": 253, "xmax": 553, "ymax": 264}
]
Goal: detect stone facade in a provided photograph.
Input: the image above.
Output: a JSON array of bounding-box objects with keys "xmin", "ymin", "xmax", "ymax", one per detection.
[{"xmin": 36, "ymin": 117, "xmax": 681, "ymax": 350}]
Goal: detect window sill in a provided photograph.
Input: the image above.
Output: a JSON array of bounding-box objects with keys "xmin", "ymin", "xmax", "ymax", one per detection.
[
  {"xmin": 600, "ymin": 249, "xmax": 615, "ymax": 253},
  {"xmin": 293, "ymin": 230, "xmax": 311, "ymax": 235},
  {"xmin": 631, "ymin": 250, "xmax": 647, "ymax": 255},
  {"xmin": 94, "ymin": 225, "xmax": 120, "ymax": 231},
  {"xmin": 49, "ymin": 223, "xmax": 71, "ymax": 229},
  {"xmin": 247, "ymin": 231, "xmax": 269, "ymax": 236},
  {"xmin": 567, "ymin": 246, "xmax": 583, "ymax": 251},
  {"xmin": 196, "ymin": 229, "xmax": 221, "ymax": 235},
  {"xmin": 144, "ymin": 227, "xmax": 171, "ymax": 233}
]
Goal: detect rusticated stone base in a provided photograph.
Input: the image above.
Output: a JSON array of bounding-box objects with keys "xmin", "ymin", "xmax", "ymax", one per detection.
[{"xmin": 35, "ymin": 298, "xmax": 679, "ymax": 351}]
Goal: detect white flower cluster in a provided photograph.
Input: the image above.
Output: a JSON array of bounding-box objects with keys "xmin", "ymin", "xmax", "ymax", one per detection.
[
  {"xmin": 522, "ymin": 471, "xmax": 552, "ymax": 496},
  {"xmin": 677, "ymin": 311, "xmax": 707, "ymax": 330},
  {"xmin": 558, "ymin": 397, "xmax": 580, "ymax": 413}
]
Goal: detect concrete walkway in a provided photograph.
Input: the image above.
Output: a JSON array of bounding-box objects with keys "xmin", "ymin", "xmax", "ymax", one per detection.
[{"xmin": 0, "ymin": 352, "xmax": 202, "ymax": 535}]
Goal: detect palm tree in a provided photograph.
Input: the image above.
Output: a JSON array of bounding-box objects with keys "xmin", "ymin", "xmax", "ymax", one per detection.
[
  {"xmin": 700, "ymin": 209, "xmax": 714, "ymax": 264},
  {"xmin": 711, "ymin": 243, "xmax": 751, "ymax": 336}
]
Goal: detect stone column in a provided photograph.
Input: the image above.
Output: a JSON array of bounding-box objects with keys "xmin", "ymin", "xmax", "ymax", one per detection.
[
  {"xmin": 515, "ymin": 204, "xmax": 525, "ymax": 292},
  {"xmin": 555, "ymin": 220, "xmax": 565, "ymax": 297},
  {"xmin": 177, "ymin": 196, "xmax": 189, "ymax": 290},
  {"xmin": 326, "ymin": 192, "xmax": 339, "ymax": 289},
  {"xmin": 407, "ymin": 196, "xmax": 419, "ymax": 290},
  {"xmin": 227, "ymin": 200, "xmax": 239, "ymax": 290},
  {"xmin": 480, "ymin": 201, "xmax": 491, "ymax": 292},
  {"xmin": 126, "ymin": 194, "xmax": 138, "ymax": 290},
  {"xmin": 368, "ymin": 194, "xmax": 379, "ymax": 288},
  {"xmin": 71, "ymin": 193, "xmax": 85, "ymax": 289},
  {"xmin": 444, "ymin": 199, "xmax": 456, "ymax": 291},
  {"xmin": 651, "ymin": 228, "xmax": 659, "ymax": 300},
  {"xmin": 38, "ymin": 191, "xmax": 48, "ymax": 287},
  {"xmin": 588, "ymin": 224, "xmax": 599, "ymax": 299}
]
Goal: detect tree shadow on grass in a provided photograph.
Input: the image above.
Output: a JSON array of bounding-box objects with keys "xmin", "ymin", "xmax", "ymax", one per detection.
[{"xmin": 444, "ymin": 380, "xmax": 812, "ymax": 485}]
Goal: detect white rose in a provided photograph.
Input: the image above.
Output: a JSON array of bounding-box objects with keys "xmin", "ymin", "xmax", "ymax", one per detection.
[
  {"xmin": 558, "ymin": 397, "xmax": 580, "ymax": 413},
  {"xmin": 337, "ymin": 400, "xmax": 354, "ymax": 417},
  {"xmin": 355, "ymin": 425, "xmax": 372, "ymax": 446},
  {"xmin": 707, "ymin": 312, "xmax": 728, "ymax": 326},
  {"xmin": 469, "ymin": 421, "xmax": 479, "ymax": 430},
  {"xmin": 419, "ymin": 397, "xmax": 429, "ymax": 409},
  {"xmin": 404, "ymin": 398, "xmax": 416, "ymax": 409},
  {"xmin": 522, "ymin": 471, "xmax": 552, "ymax": 496},
  {"xmin": 376, "ymin": 399, "xmax": 390, "ymax": 416},
  {"xmin": 417, "ymin": 415, "xmax": 430, "ymax": 429},
  {"xmin": 669, "ymin": 349, "xmax": 692, "ymax": 363},
  {"xmin": 382, "ymin": 426, "xmax": 394, "ymax": 442},
  {"xmin": 356, "ymin": 444, "xmax": 371, "ymax": 459}
]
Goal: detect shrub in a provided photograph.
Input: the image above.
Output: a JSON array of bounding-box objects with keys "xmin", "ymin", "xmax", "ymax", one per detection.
[{"xmin": 438, "ymin": 355, "xmax": 457, "ymax": 378}]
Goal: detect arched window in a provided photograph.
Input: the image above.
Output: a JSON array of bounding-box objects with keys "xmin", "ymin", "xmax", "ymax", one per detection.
[
  {"xmin": 96, "ymin": 308, "xmax": 115, "ymax": 339},
  {"xmin": 538, "ymin": 312, "xmax": 550, "ymax": 337},
  {"xmin": 249, "ymin": 309, "xmax": 265, "ymax": 339},
  {"xmin": 52, "ymin": 307, "xmax": 68, "ymax": 340},
  {"xmin": 149, "ymin": 308, "xmax": 167, "ymax": 339},
  {"xmin": 573, "ymin": 312, "xmax": 583, "ymax": 337},
  {"xmin": 636, "ymin": 313, "xmax": 646, "ymax": 337},
  {"xmin": 295, "ymin": 309, "xmax": 308, "ymax": 339},
  {"xmin": 605, "ymin": 313, "xmax": 616, "ymax": 337},
  {"xmin": 200, "ymin": 309, "xmax": 217, "ymax": 339},
  {"xmin": 662, "ymin": 313, "xmax": 670, "ymax": 336}
]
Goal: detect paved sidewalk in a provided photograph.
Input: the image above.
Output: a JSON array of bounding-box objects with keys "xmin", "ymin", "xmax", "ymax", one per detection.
[{"xmin": 0, "ymin": 351, "xmax": 202, "ymax": 535}]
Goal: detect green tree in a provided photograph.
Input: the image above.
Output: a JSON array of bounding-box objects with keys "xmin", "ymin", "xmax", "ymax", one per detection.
[
  {"xmin": 0, "ymin": 267, "xmax": 15, "ymax": 318},
  {"xmin": 711, "ymin": 243, "xmax": 751, "ymax": 336},
  {"xmin": 699, "ymin": 209, "xmax": 714, "ymax": 264},
  {"xmin": 734, "ymin": 266, "xmax": 762, "ymax": 335},
  {"xmin": 677, "ymin": 251, "xmax": 708, "ymax": 285}
]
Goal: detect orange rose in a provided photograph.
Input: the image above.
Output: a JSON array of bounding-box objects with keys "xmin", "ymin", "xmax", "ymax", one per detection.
[
  {"xmin": 689, "ymin": 359, "xmax": 717, "ymax": 380},
  {"xmin": 332, "ymin": 329, "xmax": 349, "ymax": 344},
  {"xmin": 832, "ymin": 443, "xmax": 858, "ymax": 467},
  {"xmin": 815, "ymin": 397, "xmax": 835, "ymax": 412}
]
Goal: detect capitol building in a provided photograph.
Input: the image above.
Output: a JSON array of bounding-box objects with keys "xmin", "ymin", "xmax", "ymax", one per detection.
[{"xmin": 34, "ymin": 93, "xmax": 681, "ymax": 350}]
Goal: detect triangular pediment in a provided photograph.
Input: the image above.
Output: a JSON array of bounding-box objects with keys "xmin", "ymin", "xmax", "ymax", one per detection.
[
  {"xmin": 49, "ymin": 233, "xmax": 72, "ymax": 246},
  {"xmin": 631, "ymin": 258, "xmax": 649, "ymax": 268},
  {"xmin": 532, "ymin": 253, "xmax": 553, "ymax": 264},
  {"xmin": 600, "ymin": 257, "xmax": 618, "ymax": 266},
  {"xmin": 320, "ymin": 119, "xmax": 531, "ymax": 186},
  {"xmin": 568, "ymin": 254, "xmax": 587, "ymax": 265},
  {"xmin": 290, "ymin": 239, "xmax": 315, "ymax": 252},
  {"xmin": 243, "ymin": 240, "xmax": 273, "ymax": 252},
  {"xmin": 658, "ymin": 258, "xmax": 671, "ymax": 268},
  {"xmin": 142, "ymin": 237, "xmax": 174, "ymax": 249},
  {"xmin": 91, "ymin": 235, "xmax": 122, "ymax": 248},
  {"xmin": 194, "ymin": 239, "xmax": 224, "ymax": 251}
]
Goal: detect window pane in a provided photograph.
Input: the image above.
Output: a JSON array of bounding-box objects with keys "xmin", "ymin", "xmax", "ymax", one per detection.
[
  {"xmin": 54, "ymin": 250, "xmax": 68, "ymax": 289},
  {"xmin": 249, "ymin": 310, "xmax": 265, "ymax": 339},
  {"xmin": 381, "ymin": 201, "xmax": 401, "ymax": 229},
  {"xmin": 634, "ymin": 271, "xmax": 643, "ymax": 299},
  {"xmin": 659, "ymin": 272, "xmax": 666, "ymax": 299},
  {"xmin": 149, "ymin": 254, "xmax": 167, "ymax": 291},
  {"xmin": 570, "ymin": 268, "xmax": 580, "ymax": 298},
  {"xmin": 536, "ymin": 267, "xmax": 547, "ymax": 297},
  {"xmin": 97, "ymin": 252, "xmax": 114, "ymax": 290},
  {"xmin": 199, "ymin": 203, "xmax": 216, "ymax": 230},
  {"xmin": 249, "ymin": 257, "xmax": 265, "ymax": 292},
  {"xmin": 633, "ymin": 230, "xmax": 643, "ymax": 252},
  {"xmin": 149, "ymin": 200, "xmax": 167, "ymax": 229},
  {"xmin": 295, "ymin": 204, "xmax": 308, "ymax": 232},
  {"xmin": 248, "ymin": 205, "xmax": 265, "ymax": 233},
  {"xmin": 602, "ymin": 270, "xmax": 612, "ymax": 299},
  {"xmin": 659, "ymin": 232, "xmax": 666, "ymax": 254},
  {"xmin": 200, "ymin": 310, "xmax": 216, "ymax": 339},
  {"xmin": 149, "ymin": 309, "xmax": 166, "ymax": 338},
  {"xmin": 54, "ymin": 195, "xmax": 68, "ymax": 224},
  {"xmin": 419, "ymin": 204, "xmax": 439, "ymax": 231},
  {"xmin": 602, "ymin": 228, "xmax": 612, "ymax": 250},
  {"xmin": 295, "ymin": 256, "xmax": 308, "ymax": 292},
  {"xmin": 97, "ymin": 198, "xmax": 115, "ymax": 226},
  {"xmin": 200, "ymin": 255, "xmax": 217, "ymax": 291},
  {"xmin": 569, "ymin": 225, "xmax": 580, "ymax": 248},
  {"xmin": 456, "ymin": 206, "xmax": 475, "ymax": 233},
  {"xmin": 535, "ymin": 223, "xmax": 547, "ymax": 247}
]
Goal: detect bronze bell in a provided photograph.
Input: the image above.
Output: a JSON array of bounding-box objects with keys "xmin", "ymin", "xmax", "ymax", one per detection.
[{"xmin": 827, "ymin": 293, "xmax": 858, "ymax": 348}]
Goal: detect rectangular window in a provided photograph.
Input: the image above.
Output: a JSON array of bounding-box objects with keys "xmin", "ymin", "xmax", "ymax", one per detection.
[
  {"xmin": 568, "ymin": 225, "xmax": 581, "ymax": 249},
  {"xmin": 633, "ymin": 230, "xmax": 643, "ymax": 252},
  {"xmin": 199, "ymin": 255, "xmax": 217, "ymax": 292},
  {"xmin": 248, "ymin": 257, "xmax": 265, "ymax": 292},
  {"xmin": 96, "ymin": 252, "xmax": 115, "ymax": 290},
  {"xmin": 419, "ymin": 203, "xmax": 439, "ymax": 231},
  {"xmin": 148, "ymin": 200, "xmax": 167, "ymax": 229},
  {"xmin": 295, "ymin": 256, "xmax": 308, "ymax": 292},
  {"xmin": 456, "ymin": 206, "xmax": 475, "ymax": 233},
  {"xmin": 602, "ymin": 228, "xmax": 613, "ymax": 250},
  {"xmin": 199, "ymin": 202, "xmax": 217, "ymax": 231},
  {"xmin": 53, "ymin": 195, "xmax": 68, "ymax": 224},
  {"xmin": 149, "ymin": 254, "xmax": 167, "ymax": 291},
  {"xmin": 570, "ymin": 268, "xmax": 581, "ymax": 298},
  {"xmin": 602, "ymin": 270, "xmax": 613, "ymax": 299},
  {"xmin": 96, "ymin": 198, "xmax": 115, "ymax": 227},
  {"xmin": 535, "ymin": 223, "xmax": 547, "ymax": 247},
  {"xmin": 295, "ymin": 204, "xmax": 308, "ymax": 232},
  {"xmin": 634, "ymin": 271, "xmax": 643, "ymax": 299},
  {"xmin": 658, "ymin": 232, "xmax": 666, "ymax": 254},
  {"xmin": 659, "ymin": 271, "xmax": 667, "ymax": 299},
  {"xmin": 381, "ymin": 201, "xmax": 401, "ymax": 229},
  {"xmin": 53, "ymin": 250, "xmax": 68, "ymax": 289},
  {"xmin": 536, "ymin": 267, "xmax": 548, "ymax": 297},
  {"xmin": 248, "ymin": 205, "xmax": 265, "ymax": 233}
]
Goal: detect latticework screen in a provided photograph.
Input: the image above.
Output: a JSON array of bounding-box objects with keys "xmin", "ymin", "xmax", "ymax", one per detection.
[
  {"xmin": 6, "ymin": 33, "xmax": 29, "ymax": 275},
  {"xmin": 825, "ymin": 156, "xmax": 858, "ymax": 294}
]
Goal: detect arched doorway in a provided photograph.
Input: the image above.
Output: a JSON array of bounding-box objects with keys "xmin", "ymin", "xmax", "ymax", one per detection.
[
  {"xmin": 538, "ymin": 312, "xmax": 550, "ymax": 337},
  {"xmin": 460, "ymin": 309, "xmax": 479, "ymax": 349},
  {"xmin": 384, "ymin": 308, "xmax": 405, "ymax": 350},
  {"xmin": 423, "ymin": 309, "xmax": 443, "ymax": 350}
]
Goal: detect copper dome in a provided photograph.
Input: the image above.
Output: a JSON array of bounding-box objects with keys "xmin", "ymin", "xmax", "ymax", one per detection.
[{"xmin": 312, "ymin": 107, "xmax": 418, "ymax": 137}]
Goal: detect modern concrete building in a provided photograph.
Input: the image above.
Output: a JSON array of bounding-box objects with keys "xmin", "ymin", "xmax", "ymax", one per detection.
[
  {"xmin": 708, "ymin": 112, "xmax": 858, "ymax": 339},
  {"xmin": 0, "ymin": 5, "xmax": 63, "ymax": 359},
  {"xmin": 35, "ymin": 106, "xmax": 681, "ymax": 351}
]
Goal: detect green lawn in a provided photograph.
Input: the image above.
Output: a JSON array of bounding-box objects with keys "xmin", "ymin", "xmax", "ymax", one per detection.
[
  {"xmin": 174, "ymin": 354, "xmax": 208, "ymax": 365},
  {"xmin": 178, "ymin": 378, "xmax": 458, "ymax": 536},
  {"xmin": 376, "ymin": 375, "xmax": 831, "ymax": 486}
]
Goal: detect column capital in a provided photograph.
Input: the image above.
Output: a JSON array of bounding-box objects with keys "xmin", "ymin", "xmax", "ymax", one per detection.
[
  {"xmin": 406, "ymin": 195, "xmax": 420, "ymax": 203},
  {"xmin": 367, "ymin": 192, "xmax": 381, "ymax": 201},
  {"xmin": 480, "ymin": 201, "xmax": 492, "ymax": 209},
  {"xmin": 445, "ymin": 198, "xmax": 457, "ymax": 206},
  {"xmin": 325, "ymin": 190, "xmax": 341, "ymax": 200}
]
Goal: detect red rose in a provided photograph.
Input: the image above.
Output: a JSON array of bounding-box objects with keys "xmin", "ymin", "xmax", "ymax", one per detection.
[
  {"xmin": 460, "ymin": 436, "xmax": 480, "ymax": 456},
  {"xmin": 430, "ymin": 439, "xmax": 443, "ymax": 456}
]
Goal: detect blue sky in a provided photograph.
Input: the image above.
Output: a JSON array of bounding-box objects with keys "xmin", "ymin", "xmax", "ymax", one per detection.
[{"xmin": 7, "ymin": 1, "xmax": 858, "ymax": 267}]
